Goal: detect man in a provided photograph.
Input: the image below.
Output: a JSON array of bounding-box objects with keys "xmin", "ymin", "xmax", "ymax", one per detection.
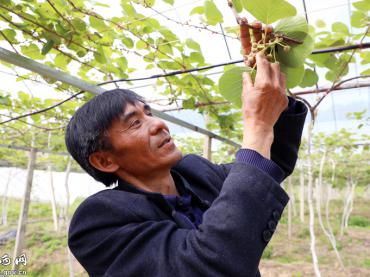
[{"xmin": 66, "ymin": 26, "xmax": 307, "ymax": 277}]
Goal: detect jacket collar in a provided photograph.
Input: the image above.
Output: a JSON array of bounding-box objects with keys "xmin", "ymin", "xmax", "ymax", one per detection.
[{"xmin": 114, "ymin": 169, "xmax": 209, "ymax": 210}]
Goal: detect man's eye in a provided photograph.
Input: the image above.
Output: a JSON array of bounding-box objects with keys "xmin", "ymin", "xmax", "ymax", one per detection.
[
  {"xmin": 131, "ymin": 120, "xmax": 141, "ymax": 127},
  {"xmin": 146, "ymin": 111, "xmax": 153, "ymax": 116}
]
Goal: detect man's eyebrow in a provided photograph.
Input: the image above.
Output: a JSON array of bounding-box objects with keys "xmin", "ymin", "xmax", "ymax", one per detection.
[
  {"xmin": 120, "ymin": 111, "xmax": 137, "ymax": 124},
  {"xmin": 120, "ymin": 104, "xmax": 151, "ymax": 124}
]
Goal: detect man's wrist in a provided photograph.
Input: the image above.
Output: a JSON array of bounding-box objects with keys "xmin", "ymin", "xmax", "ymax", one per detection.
[{"xmin": 242, "ymin": 127, "xmax": 274, "ymax": 159}]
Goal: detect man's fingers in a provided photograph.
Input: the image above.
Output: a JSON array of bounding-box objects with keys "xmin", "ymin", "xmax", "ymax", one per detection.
[
  {"xmin": 263, "ymin": 25, "xmax": 273, "ymax": 43},
  {"xmin": 271, "ymin": 62, "xmax": 281, "ymax": 89},
  {"xmin": 243, "ymin": 71, "xmax": 253, "ymax": 91},
  {"xmin": 252, "ymin": 21, "xmax": 262, "ymax": 45},
  {"xmin": 255, "ymin": 51, "xmax": 270, "ymax": 82},
  {"xmin": 279, "ymin": 71, "xmax": 287, "ymax": 93},
  {"xmin": 240, "ymin": 18, "xmax": 251, "ymax": 56}
]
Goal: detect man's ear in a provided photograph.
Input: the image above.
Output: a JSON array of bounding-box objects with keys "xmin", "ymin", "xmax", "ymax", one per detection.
[{"xmin": 89, "ymin": 152, "xmax": 119, "ymax": 173}]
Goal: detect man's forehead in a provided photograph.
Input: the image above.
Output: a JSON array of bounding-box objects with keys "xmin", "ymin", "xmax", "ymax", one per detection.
[{"xmin": 119, "ymin": 101, "xmax": 150, "ymax": 117}]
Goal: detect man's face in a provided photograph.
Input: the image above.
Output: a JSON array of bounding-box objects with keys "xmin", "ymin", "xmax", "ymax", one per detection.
[{"xmin": 104, "ymin": 101, "xmax": 182, "ymax": 177}]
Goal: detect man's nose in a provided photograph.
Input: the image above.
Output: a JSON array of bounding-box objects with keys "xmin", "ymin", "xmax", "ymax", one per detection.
[{"xmin": 148, "ymin": 117, "xmax": 168, "ymax": 135}]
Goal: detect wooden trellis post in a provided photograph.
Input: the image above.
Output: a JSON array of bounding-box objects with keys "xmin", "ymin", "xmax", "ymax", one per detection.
[
  {"xmin": 203, "ymin": 114, "xmax": 212, "ymax": 161},
  {"xmin": 12, "ymin": 147, "xmax": 37, "ymax": 270},
  {"xmin": 47, "ymin": 132, "xmax": 59, "ymax": 232},
  {"xmin": 203, "ymin": 135, "xmax": 212, "ymax": 161}
]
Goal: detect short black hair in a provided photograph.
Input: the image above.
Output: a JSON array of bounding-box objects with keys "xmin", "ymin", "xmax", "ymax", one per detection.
[{"xmin": 65, "ymin": 88, "xmax": 145, "ymax": 186}]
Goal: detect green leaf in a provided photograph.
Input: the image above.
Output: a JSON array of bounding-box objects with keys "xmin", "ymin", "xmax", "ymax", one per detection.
[
  {"xmin": 275, "ymin": 16, "xmax": 308, "ymax": 41},
  {"xmin": 232, "ymin": 0, "xmax": 243, "ymax": 13},
  {"xmin": 186, "ymin": 39, "xmax": 201, "ymax": 51},
  {"xmin": 351, "ymin": 10, "xmax": 369, "ymax": 28},
  {"xmin": 276, "ymin": 35, "xmax": 314, "ymax": 68},
  {"xmin": 89, "ymin": 16, "xmax": 107, "ymax": 31},
  {"xmin": 299, "ymin": 68, "xmax": 318, "ymax": 88},
  {"xmin": 190, "ymin": 6, "xmax": 204, "ymax": 15},
  {"xmin": 41, "ymin": 39, "xmax": 54, "ymax": 55},
  {"xmin": 121, "ymin": 3, "xmax": 136, "ymax": 16},
  {"xmin": 158, "ymin": 61, "xmax": 182, "ymax": 70},
  {"xmin": 204, "ymin": 0, "xmax": 223, "ymax": 25},
  {"xmin": 353, "ymin": 0, "xmax": 370, "ymax": 11},
  {"xmin": 54, "ymin": 53, "xmax": 71, "ymax": 70},
  {"xmin": 0, "ymin": 95, "xmax": 11, "ymax": 106},
  {"xmin": 93, "ymin": 46, "xmax": 107, "ymax": 64},
  {"xmin": 243, "ymin": 0, "xmax": 296, "ymax": 24},
  {"xmin": 332, "ymin": 22, "xmax": 349, "ymax": 35},
  {"xmin": 182, "ymin": 98, "xmax": 196, "ymax": 109},
  {"xmin": 163, "ymin": 0, "xmax": 174, "ymax": 5},
  {"xmin": 218, "ymin": 67, "xmax": 254, "ymax": 108},
  {"xmin": 189, "ymin": 52, "xmax": 204, "ymax": 64},
  {"xmin": 136, "ymin": 40, "xmax": 147, "ymax": 50},
  {"xmin": 315, "ymin": 20, "xmax": 326, "ymax": 28},
  {"xmin": 72, "ymin": 18, "xmax": 87, "ymax": 32},
  {"xmin": 0, "ymin": 29, "xmax": 17, "ymax": 43},
  {"xmin": 360, "ymin": 51, "xmax": 370, "ymax": 64},
  {"xmin": 122, "ymin": 37, "xmax": 134, "ymax": 48},
  {"xmin": 20, "ymin": 43, "xmax": 45, "ymax": 60},
  {"xmin": 280, "ymin": 64, "xmax": 305, "ymax": 89},
  {"xmin": 94, "ymin": 1, "xmax": 110, "ymax": 7},
  {"xmin": 361, "ymin": 68, "xmax": 370, "ymax": 75}
]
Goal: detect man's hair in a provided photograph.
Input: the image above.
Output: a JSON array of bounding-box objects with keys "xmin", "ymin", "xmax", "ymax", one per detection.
[{"xmin": 65, "ymin": 88, "xmax": 144, "ymax": 187}]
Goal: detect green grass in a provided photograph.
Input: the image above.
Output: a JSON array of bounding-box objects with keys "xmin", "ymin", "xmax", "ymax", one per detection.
[
  {"xmin": 348, "ymin": 215, "xmax": 370, "ymax": 228},
  {"xmin": 363, "ymin": 258, "xmax": 370, "ymax": 268}
]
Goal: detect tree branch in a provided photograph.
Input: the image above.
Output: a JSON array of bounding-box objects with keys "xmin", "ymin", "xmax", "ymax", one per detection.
[
  {"xmin": 0, "ymin": 113, "xmax": 65, "ymax": 131},
  {"xmin": 46, "ymin": 0, "xmax": 76, "ymax": 33},
  {"xmin": 0, "ymin": 13, "xmax": 105, "ymax": 74},
  {"xmin": 0, "ymin": 30, "xmax": 19, "ymax": 54},
  {"xmin": 0, "ymin": 91, "xmax": 85, "ymax": 125},
  {"xmin": 312, "ymin": 24, "xmax": 370, "ymax": 111},
  {"xmin": 0, "ymin": 4, "xmax": 94, "ymax": 54},
  {"xmin": 149, "ymin": 7, "xmax": 238, "ymax": 40}
]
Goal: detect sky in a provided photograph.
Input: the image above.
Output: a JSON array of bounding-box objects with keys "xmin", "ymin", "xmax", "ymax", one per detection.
[{"xmin": 0, "ymin": 0, "xmax": 369, "ymax": 143}]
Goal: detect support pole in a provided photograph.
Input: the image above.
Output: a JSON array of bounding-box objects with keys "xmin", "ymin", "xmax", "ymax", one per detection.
[
  {"xmin": 47, "ymin": 132, "xmax": 59, "ymax": 232},
  {"xmin": 203, "ymin": 136, "xmax": 212, "ymax": 161},
  {"xmin": 12, "ymin": 148, "xmax": 37, "ymax": 270}
]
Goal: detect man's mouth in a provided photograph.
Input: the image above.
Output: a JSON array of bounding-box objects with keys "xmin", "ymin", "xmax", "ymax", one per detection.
[{"xmin": 158, "ymin": 137, "xmax": 171, "ymax": 148}]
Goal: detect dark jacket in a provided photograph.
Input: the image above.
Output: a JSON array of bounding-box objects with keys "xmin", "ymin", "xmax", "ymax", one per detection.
[{"xmin": 68, "ymin": 100, "xmax": 307, "ymax": 277}]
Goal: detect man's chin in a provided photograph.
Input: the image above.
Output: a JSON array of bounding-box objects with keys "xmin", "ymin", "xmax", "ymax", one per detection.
[{"xmin": 168, "ymin": 148, "xmax": 182, "ymax": 166}]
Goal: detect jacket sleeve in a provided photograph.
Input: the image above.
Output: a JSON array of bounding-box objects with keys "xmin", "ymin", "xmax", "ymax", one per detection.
[
  {"xmin": 68, "ymin": 163, "xmax": 289, "ymax": 277},
  {"xmin": 214, "ymin": 97, "xmax": 307, "ymax": 180},
  {"xmin": 270, "ymin": 97, "xmax": 307, "ymax": 178}
]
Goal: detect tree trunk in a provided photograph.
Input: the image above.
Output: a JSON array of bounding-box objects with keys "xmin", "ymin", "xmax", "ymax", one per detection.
[
  {"xmin": 203, "ymin": 114, "xmax": 212, "ymax": 161},
  {"xmin": 1, "ymin": 169, "xmax": 14, "ymax": 226},
  {"xmin": 316, "ymin": 152, "xmax": 344, "ymax": 268},
  {"xmin": 344, "ymin": 175, "xmax": 356, "ymax": 229},
  {"xmin": 324, "ymin": 160, "xmax": 344, "ymax": 268},
  {"xmin": 64, "ymin": 157, "xmax": 72, "ymax": 223},
  {"xmin": 64, "ymin": 156, "xmax": 75, "ymax": 277},
  {"xmin": 288, "ymin": 176, "xmax": 293, "ymax": 239},
  {"xmin": 13, "ymin": 148, "xmax": 37, "ymax": 270},
  {"xmin": 307, "ymin": 120, "xmax": 321, "ymax": 277},
  {"xmin": 48, "ymin": 132, "xmax": 59, "ymax": 232},
  {"xmin": 341, "ymin": 178, "xmax": 352, "ymax": 236},
  {"xmin": 299, "ymin": 164, "xmax": 305, "ymax": 223}
]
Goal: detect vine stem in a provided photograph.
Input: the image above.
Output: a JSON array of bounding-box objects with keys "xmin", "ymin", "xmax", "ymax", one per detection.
[{"xmin": 0, "ymin": 13, "xmax": 105, "ymax": 74}]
